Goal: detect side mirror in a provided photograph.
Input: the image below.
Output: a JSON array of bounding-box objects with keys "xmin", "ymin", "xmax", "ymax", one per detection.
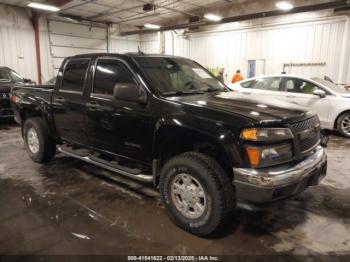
[
  {"xmin": 23, "ymin": 78, "xmax": 32, "ymax": 84},
  {"xmin": 313, "ymin": 89, "xmax": 326, "ymax": 98},
  {"xmin": 113, "ymin": 83, "xmax": 147, "ymax": 104}
]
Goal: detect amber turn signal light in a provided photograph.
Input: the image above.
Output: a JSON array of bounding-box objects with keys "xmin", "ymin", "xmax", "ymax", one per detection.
[
  {"xmin": 241, "ymin": 128, "xmax": 258, "ymax": 141},
  {"xmin": 246, "ymin": 147, "xmax": 261, "ymax": 166}
]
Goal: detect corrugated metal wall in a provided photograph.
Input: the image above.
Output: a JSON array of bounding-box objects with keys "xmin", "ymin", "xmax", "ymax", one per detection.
[
  {"xmin": 0, "ymin": 3, "xmax": 349, "ymax": 85},
  {"xmin": 163, "ymin": 13, "xmax": 350, "ymax": 85},
  {"xmin": 109, "ymin": 35, "xmax": 140, "ymax": 54},
  {"xmin": 140, "ymin": 33, "xmax": 161, "ymax": 54},
  {"xmin": 46, "ymin": 20, "xmax": 108, "ymax": 78},
  {"xmin": 0, "ymin": 4, "xmax": 38, "ymax": 82}
]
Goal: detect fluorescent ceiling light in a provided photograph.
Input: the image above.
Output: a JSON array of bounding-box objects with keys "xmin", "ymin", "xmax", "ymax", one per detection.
[
  {"xmin": 204, "ymin": 14, "xmax": 222, "ymax": 22},
  {"xmin": 275, "ymin": 1, "xmax": 294, "ymax": 11},
  {"xmin": 144, "ymin": 23, "xmax": 161, "ymax": 29},
  {"xmin": 28, "ymin": 2, "xmax": 60, "ymax": 12}
]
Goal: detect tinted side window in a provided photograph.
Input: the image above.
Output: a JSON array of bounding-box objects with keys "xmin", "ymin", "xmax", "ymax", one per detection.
[
  {"xmin": 285, "ymin": 78, "xmax": 320, "ymax": 94},
  {"xmin": 93, "ymin": 59, "xmax": 135, "ymax": 96},
  {"xmin": 61, "ymin": 59, "xmax": 89, "ymax": 92},
  {"xmin": 251, "ymin": 78, "xmax": 281, "ymax": 91}
]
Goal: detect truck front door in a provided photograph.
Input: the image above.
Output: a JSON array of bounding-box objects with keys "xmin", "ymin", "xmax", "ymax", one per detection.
[
  {"xmin": 52, "ymin": 58, "xmax": 90, "ymax": 145},
  {"xmin": 86, "ymin": 58, "xmax": 155, "ymax": 163}
]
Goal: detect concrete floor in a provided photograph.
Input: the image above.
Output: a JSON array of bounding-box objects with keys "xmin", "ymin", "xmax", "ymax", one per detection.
[{"xmin": 0, "ymin": 122, "xmax": 349, "ymax": 258}]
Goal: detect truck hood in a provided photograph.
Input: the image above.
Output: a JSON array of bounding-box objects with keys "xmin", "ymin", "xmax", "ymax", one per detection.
[{"xmin": 167, "ymin": 91, "xmax": 310, "ymax": 124}]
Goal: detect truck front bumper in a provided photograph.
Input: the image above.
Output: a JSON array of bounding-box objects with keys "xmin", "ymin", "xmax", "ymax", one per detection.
[{"xmin": 233, "ymin": 146, "xmax": 327, "ymax": 203}]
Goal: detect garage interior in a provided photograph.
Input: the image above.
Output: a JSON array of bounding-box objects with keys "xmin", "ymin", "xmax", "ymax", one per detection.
[{"xmin": 0, "ymin": 0, "xmax": 350, "ymax": 259}]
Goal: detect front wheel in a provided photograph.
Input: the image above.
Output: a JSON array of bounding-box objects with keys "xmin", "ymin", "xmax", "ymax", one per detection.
[
  {"xmin": 337, "ymin": 112, "xmax": 350, "ymax": 138},
  {"xmin": 159, "ymin": 152, "xmax": 236, "ymax": 237},
  {"xmin": 23, "ymin": 117, "xmax": 56, "ymax": 163}
]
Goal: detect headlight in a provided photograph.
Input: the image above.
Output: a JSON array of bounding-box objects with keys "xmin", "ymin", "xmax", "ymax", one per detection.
[
  {"xmin": 246, "ymin": 143, "xmax": 293, "ymax": 168},
  {"xmin": 241, "ymin": 128, "xmax": 293, "ymax": 142}
]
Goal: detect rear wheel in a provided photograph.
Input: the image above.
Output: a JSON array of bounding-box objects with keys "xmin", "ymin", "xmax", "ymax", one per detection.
[
  {"xmin": 23, "ymin": 118, "xmax": 56, "ymax": 163},
  {"xmin": 159, "ymin": 152, "xmax": 236, "ymax": 237},
  {"xmin": 337, "ymin": 112, "xmax": 350, "ymax": 138}
]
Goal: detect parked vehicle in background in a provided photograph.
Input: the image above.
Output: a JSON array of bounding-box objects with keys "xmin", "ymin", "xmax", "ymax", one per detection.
[
  {"xmin": 11, "ymin": 54, "xmax": 327, "ymax": 236},
  {"xmin": 229, "ymin": 75, "xmax": 350, "ymax": 137},
  {"xmin": 0, "ymin": 66, "xmax": 32, "ymax": 120}
]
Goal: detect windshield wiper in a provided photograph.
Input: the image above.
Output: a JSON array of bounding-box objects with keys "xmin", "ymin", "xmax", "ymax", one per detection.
[
  {"xmin": 204, "ymin": 86, "xmax": 225, "ymax": 92},
  {"xmin": 162, "ymin": 90, "xmax": 205, "ymax": 97}
]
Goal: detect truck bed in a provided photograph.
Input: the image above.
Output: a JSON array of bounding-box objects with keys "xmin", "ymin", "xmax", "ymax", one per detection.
[{"xmin": 11, "ymin": 84, "xmax": 55, "ymax": 124}]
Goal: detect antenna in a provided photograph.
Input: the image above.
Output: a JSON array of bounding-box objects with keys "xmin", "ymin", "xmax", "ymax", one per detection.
[{"xmin": 138, "ymin": 46, "xmax": 145, "ymax": 55}]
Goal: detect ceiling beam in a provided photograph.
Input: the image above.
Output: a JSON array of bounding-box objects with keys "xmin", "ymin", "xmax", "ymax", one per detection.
[
  {"xmin": 120, "ymin": 0, "xmax": 350, "ymax": 36},
  {"xmin": 46, "ymin": 0, "xmax": 75, "ymax": 7}
]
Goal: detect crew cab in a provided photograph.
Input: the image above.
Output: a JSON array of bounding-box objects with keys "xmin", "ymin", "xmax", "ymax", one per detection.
[{"xmin": 11, "ymin": 53, "xmax": 327, "ymax": 236}]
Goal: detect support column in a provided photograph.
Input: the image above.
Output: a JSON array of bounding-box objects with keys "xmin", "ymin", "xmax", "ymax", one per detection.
[{"xmin": 32, "ymin": 12, "xmax": 42, "ymax": 84}]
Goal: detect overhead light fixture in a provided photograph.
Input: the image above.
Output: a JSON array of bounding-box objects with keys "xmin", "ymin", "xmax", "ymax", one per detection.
[
  {"xmin": 204, "ymin": 13, "xmax": 222, "ymax": 22},
  {"xmin": 144, "ymin": 23, "xmax": 161, "ymax": 29},
  {"xmin": 275, "ymin": 1, "xmax": 294, "ymax": 11},
  {"xmin": 28, "ymin": 2, "xmax": 60, "ymax": 12}
]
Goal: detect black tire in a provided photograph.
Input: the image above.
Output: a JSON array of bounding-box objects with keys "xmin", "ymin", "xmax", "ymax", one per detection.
[
  {"xmin": 337, "ymin": 112, "xmax": 350, "ymax": 138},
  {"xmin": 159, "ymin": 152, "xmax": 236, "ymax": 237},
  {"xmin": 23, "ymin": 117, "xmax": 56, "ymax": 163}
]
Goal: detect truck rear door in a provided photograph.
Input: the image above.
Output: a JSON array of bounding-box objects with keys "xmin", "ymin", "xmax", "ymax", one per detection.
[{"xmin": 52, "ymin": 58, "xmax": 90, "ymax": 145}]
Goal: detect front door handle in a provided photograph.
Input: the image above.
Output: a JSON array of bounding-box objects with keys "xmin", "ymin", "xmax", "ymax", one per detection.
[
  {"xmin": 286, "ymin": 95, "xmax": 296, "ymax": 98},
  {"xmin": 54, "ymin": 96, "xmax": 65, "ymax": 103},
  {"xmin": 86, "ymin": 101, "xmax": 100, "ymax": 109}
]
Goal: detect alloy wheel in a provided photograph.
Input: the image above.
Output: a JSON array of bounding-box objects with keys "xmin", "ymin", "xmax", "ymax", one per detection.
[
  {"xmin": 27, "ymin": 127, "xmax": 40, "ymax": 154},
  {"xmin": 170, "ymin": 173, "xmax": 207, "ymax": 219}
]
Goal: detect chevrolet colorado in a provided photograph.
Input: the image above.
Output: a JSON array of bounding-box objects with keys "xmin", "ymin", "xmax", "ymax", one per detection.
[{"xmin": 11, "ymin": 53, "xmax": 327, "ymax": 236}]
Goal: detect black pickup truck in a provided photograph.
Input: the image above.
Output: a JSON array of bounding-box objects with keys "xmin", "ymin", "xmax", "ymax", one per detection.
[{"xmin": 11, "ymin": 53, "xmax": 327, "ymax": 236}]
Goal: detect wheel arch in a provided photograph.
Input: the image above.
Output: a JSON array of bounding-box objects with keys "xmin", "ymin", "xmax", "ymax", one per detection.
[
  {"xmin": 152, "ymin": 116, "xmax": 242, "ymax": 186},
  {"xmin": 334, "ymin": 109, "xmax": 350, "ymax": 129}
]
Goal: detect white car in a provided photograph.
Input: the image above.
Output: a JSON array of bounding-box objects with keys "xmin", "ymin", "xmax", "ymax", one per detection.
[{"xmin": 229, "ymin": 75, "xmax": 350, "ymax": 137}]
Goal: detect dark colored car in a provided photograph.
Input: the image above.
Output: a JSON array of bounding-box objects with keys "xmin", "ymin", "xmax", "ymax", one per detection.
[
  {"xmin": 10, "ymin": 53, "xmax": 327, "ymax": 236},
  {"xmin": 0, "ymin": 66, "xmax": 32, "ymax": 119}
]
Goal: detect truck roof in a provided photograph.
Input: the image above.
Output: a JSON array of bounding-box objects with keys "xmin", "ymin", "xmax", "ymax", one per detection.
[{"xmin": 69, "ymin": 52, "xmax": 186, "ymax": 60}]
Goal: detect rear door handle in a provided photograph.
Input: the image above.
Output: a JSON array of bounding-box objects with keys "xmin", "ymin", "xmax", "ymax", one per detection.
[
  {"xmin": 286, "ymin": 95, "xmax": 296, "ymax": 98},
  {"xmin": 54, "ymin": 96, "xmax": 65, "ymax": 103},
  {"xmin": 86, "ymin": 101, "xmax": 100, "ymax": 109}
]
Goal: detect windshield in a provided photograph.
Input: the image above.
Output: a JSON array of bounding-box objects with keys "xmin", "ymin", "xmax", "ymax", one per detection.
[
  {"xmin": 134, "ymin": 57, "xmax": 227, "ymax": 95},
  {"xmin": 0, "ymin": 67, "xmax": 24, "ymax": 83},
  {"xmin": 311, "ymin": 77, "xmax": 349, "ymax": 94}
]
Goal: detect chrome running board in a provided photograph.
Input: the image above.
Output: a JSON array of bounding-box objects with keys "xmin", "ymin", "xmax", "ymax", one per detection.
[{"xmin": 57, "ymin": 146, "xmax": 153, "ymax": 182}]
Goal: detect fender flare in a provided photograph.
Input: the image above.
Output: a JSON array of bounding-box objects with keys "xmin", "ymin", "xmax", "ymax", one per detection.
[{"xmin": 152, "ymin": 114, "xmax": 242, "ymax": 168}]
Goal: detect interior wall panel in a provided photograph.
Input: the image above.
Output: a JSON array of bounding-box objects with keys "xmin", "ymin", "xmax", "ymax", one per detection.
[
  {"xmin": 109, "ymin": 36, "xmax": 140, "ymax": 54},
  {"xmin": 140, "ymin": 33, "xmax": 160, "ymax": 54},
  {"xmin": 43, "ymin": 19, "xmax": 108, "ymax": 79},
  {"xmin": 0, "ymin": 4, "xmax": 38, "ymax": 82},
  {"xmin": 162, "ymin": 14, "xmax": 350, "ymax": 85}
]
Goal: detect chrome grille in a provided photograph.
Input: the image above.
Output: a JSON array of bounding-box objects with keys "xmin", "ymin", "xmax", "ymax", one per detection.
[
  {"xmin": 289, "ymin": 116, "xmax": 320, "ymax": 154},
  {"xmin": 300, "ymin": 134, "xmax": 320, "ymax": 152},
  {"xmin": 289, "ymin": 116, "xmax": 320, "ymax": 133}
]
